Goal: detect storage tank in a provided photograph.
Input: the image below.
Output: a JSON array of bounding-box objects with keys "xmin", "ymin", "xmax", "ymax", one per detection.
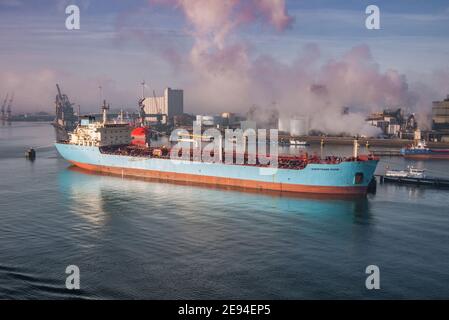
[
  {"xmin": 290, "ymin": 116, "xmax": 308, "ymax": 137},
  {"xmin": 278, "ymin": 117, "xmax": 290, "ymax": 133}
]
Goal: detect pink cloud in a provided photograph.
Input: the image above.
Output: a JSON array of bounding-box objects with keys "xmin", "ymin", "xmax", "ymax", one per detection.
[{"xmin": 142, "ymin": 1, "xmax": 433, "ymax": 134}]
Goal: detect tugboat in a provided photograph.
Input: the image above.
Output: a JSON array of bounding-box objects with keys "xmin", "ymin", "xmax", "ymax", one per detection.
[
  {"xmin": 400, "ymin": 129, "xmax": 449, "ymax": 160},
  {"xmin": 400, "ymin": 140, "xmax": 449, "ymax": 160},
  {"xmin": 25, "ymin": 148, "xmax": 36, "ymax": 161}
]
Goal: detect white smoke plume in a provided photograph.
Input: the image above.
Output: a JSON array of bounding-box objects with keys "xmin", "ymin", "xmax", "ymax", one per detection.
[{"xmin": 149, "ymin": 0, "xmax": 440, "ymax": 135}]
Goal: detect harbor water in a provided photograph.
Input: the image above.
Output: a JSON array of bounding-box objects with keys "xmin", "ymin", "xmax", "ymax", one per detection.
[{"xmin": 1, "ymin": 122, "xmax": 448, "ymax": 299}]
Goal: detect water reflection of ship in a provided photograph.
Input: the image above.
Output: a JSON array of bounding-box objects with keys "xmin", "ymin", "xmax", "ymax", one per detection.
[
  {"xmin": 58, "ymin": 165, "xmax": 371, "ymax": 238},
  {"xmin": 67, "ymin": 166, "xmax": 368, "ymax": 206},
  {"xmin": 58, "ymin": 166, "xmax": 117, "ymax": 226},
  {"xmin": 52, "ymin": 84, "xmax": 78, "ymax": 142}
]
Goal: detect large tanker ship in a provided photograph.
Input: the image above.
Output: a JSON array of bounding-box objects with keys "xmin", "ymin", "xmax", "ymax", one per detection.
[{"xmin": 55, "ymin": 110, "xmax": 379, "ymax": 195}]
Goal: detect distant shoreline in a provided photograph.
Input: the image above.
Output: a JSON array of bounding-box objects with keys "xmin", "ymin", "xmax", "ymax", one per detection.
[
  {"xmin": 300, "ymin": 135, "xmax": 449, "ymax": 148},
  {"xmin": 6, "ymin": 121, "xmax": 449, "ymax": 148},
  {"xmin": 9, "ymin": 116, "xmax": 54, "ymax": 122},
  {"xmin": 8, "ymin": 119, "xmax": 53, "ymax": 122}
]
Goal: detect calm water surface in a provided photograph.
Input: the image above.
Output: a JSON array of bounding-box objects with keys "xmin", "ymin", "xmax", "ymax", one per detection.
[{"xmin": 1, "ymin": 122, "xmax": 448, "ymax": 299}]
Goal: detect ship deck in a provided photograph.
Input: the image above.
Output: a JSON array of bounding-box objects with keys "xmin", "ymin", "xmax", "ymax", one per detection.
[{"xmin": 98, "ymin": 144, "xmax": 378, "ymax": 170}]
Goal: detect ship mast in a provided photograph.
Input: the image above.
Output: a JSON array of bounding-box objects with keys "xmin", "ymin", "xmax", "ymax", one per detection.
[
  {"xmin": 101, "ymin": 99, "xmax": 109, "ymax": 124},
  {"xmin": 138, "ymin": 81, "xmax": 147, "ymax": 126}
]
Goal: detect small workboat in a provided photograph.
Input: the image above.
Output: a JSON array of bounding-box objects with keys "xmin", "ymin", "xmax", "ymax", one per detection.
[
  {"xmin": 289, "ymin": 140, "xmax": 310, "ymax": 147},
  {"xmin": 401, "ymin": 140, "xmax": 449, "ymax": 160},
  {"xmin": 386, "ymin": 166, "xmax": 426, "ymax": 179}
]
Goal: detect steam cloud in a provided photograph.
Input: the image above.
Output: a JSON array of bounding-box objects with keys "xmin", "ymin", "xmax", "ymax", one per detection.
[
  {"xmin": 2, "ymin": 1, "xmax": 448, "ymax": 136},
  {"xmin": 149, "ymin": 0, "xmax": 440, "ymax": 136}
]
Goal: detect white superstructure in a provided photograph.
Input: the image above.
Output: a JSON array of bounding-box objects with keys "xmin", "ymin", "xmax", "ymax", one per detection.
[{"xmin": 69, "ymin": 118, "xmax": 132, "ymax": 147}]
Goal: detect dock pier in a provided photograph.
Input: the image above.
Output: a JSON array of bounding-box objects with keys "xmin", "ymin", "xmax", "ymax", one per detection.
[{"xmin": 376, "ymin": 174, "xmax": 449, "ymax": 188}]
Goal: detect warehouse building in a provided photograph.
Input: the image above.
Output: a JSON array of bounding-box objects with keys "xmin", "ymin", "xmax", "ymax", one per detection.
[
  {"xmin": 432, "ymin": 95, "xmax": 449, "ymax": 132},
  {"xmin": 142, "ymin": 87, "xmax": 183, "ymax": 120}
]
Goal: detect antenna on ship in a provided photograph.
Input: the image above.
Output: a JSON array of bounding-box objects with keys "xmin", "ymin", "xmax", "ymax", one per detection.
[
  {"xmin": 141, "ymin": 80, "xmax": 146, "ymax": 99},
  {"xmin": 101, "ymin": 99, "xmax": 109, "ymax": 124},
  {"xmin": 98, "ymin": 85, "xmax": 103, "ymax": 103}
]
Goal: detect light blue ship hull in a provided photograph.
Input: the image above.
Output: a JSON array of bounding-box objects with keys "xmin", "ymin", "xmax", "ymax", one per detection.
[{"xmin": 55, "ymin": 143, "xmax": 378, "ymax": 194}]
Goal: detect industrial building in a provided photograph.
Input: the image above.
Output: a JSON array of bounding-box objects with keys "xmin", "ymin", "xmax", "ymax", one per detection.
[
  {"xmin": 429, "ymin": 95, "xmax": 449, "ymax": 142},
  {"xmin": 142, "ymin": 87, "xmax": 183, "ymax": 121},
  {"xmin": 366, "ymin": 108, "xmax": 417, "ymax": 138},
  {"xmin": 432, "ymin": 95, "xmax": 449, "ymax": 133},
  {"xmin": 193, "ymin": 113, "xmax": 243, "ymax": 129},
  {"xmin": 196, "ymin": 115, "xmax": 217, "ymax": 127},
  {"xmin": 278, "ymin": 116, "xmax": 309, "ymax": 137},
  {"xmin": 173, "ymin": 113, "xmax": 195, "ymax": 127},
  {"xmin": 220, "ymin": 112, "xmax": 239, "ymax": 128}
]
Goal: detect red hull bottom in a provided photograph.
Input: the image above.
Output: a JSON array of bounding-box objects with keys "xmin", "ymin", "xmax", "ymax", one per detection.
[{"xmin": 69, "ymin": 161, "xmax": 368, "ymax": 195}]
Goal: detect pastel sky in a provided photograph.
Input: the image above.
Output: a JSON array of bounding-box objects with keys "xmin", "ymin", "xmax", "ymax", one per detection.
[{"xmin": 1, "ymin": 0, "xmax": 449, "ymax": 132}]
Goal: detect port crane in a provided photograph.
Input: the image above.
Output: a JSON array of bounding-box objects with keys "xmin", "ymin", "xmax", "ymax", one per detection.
[
  {"xmin": 53, "ymin": 84, "xmax": 78, "ymax": 142},
  {"xmin": 138, "ymin": 81, "xmax": 146, "ymax": 124},
  {"xmin": 55, "ymin": 84, "xmax": 76, "ymax": 127},
  {"xmin": 56, "ymin": 84, "xmax": 74, "ymax": 113},
  {"xmin": 1, "ymin": 93, "xmax": 8, "ymax": 121}
]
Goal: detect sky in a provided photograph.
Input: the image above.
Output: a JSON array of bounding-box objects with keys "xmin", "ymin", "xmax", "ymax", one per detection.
[{"xmin": 1, "ymin": 0, "xmax": 449, "ymax": 133}]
